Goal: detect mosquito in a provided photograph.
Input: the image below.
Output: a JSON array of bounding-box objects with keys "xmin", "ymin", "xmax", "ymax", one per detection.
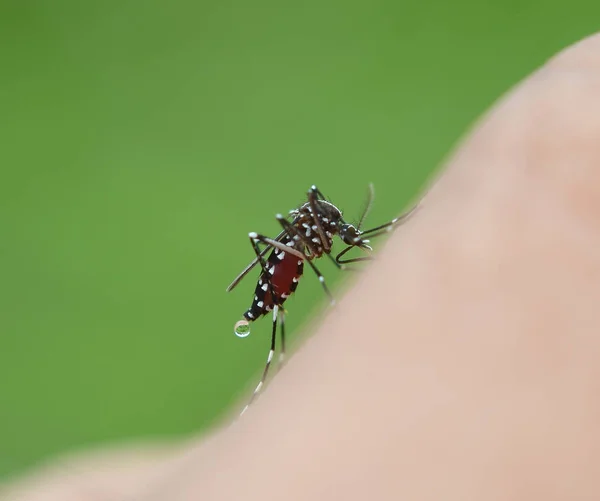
[{"xmin": 227, "ymin": 185, "xmax": 417, "ymax": 415}]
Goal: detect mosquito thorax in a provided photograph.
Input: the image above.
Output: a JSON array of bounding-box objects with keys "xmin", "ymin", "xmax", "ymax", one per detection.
[{"xmin": 295, "ymin": 200, "xmax": 343, "ymax": 224}]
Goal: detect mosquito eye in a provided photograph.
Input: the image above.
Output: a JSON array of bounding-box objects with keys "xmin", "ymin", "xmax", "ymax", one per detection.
[{"xmin": 234, "ymin": 319, "xmax": 251, "ymax": 338}]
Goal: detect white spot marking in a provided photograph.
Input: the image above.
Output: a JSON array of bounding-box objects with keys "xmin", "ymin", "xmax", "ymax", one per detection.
[
  {"xmin": 322, "ymin": 217, "xmax": 329, "ymax": 223},
  {"xmin": 248, "ymin": 232, "xmax": 258, "ymax": 239},
  {"xmin": 292, "ymin": 277, "xmax": 298, "ymax": 283},
  {"xmin": 297, "ymin": 260, "xmax": 302, "ymax": 265},
  {"xmin": 247, "ymin": 312, "xmax": 255, "ymax": 319},
  {"xmin": 261, "ymin": 283, "xmax": 268, "ymax": 291},
  {"xmin": 277, "ymin": 251, "xmax": 285, "ymax": 260},
  {"xmin": 286, "ymin": 241, "xmax": 295, "ymax": 247},
  {"xmin": 319, "ymin": 276, "xmax": 325, "ymax": 283},
  {"xmin": 312, "ymin": 237, "xmax": 319, "ymax": 243},
  {"xmin": 257, "ymin": 301, "xmax": 264, "ymax": 308},
  {"xmin": 267, "ymin": 350, "xmax": 274, "ymax": 363},
  {"xmin": 312, "ymin": 225, "xmax": 318, "ymax": 230},
  {"xmin": 269, "ymin": 266, "xmax": 275, "ymax": 275},
  {"xmin": 275, "ymin": 213, "xmax": 283, "ymax": 219}
]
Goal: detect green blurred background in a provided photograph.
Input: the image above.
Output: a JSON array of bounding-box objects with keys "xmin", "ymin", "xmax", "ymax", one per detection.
[{"xmin": 0, "ymin": 0, "xmax": 596, "ymax": 480}]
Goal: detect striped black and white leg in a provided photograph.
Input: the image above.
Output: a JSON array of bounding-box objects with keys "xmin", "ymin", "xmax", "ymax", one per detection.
[
  {"xmin": 278, "ymin": 307, "xmax": 286, "ymax": 368},
  {"xmin": 307, "ymin": 186, "xmax": 331, "ymax": 252},
  {"xmin": 248, "ymin": 232, "xmax": 305, "ymax": 261},
  {"xmin": 240, "ymin": 305, "xmax": 279, "ymax": 416},
  {"xmin": 247, "ymin": 233, "xmax": 278, "ymax": 299},
  {"xmin": 306, "ymin": 259, "xmax": 335, "ymax": 305},
  {"xmin": 357, "ymin": 203, "xmax": 420, "ymax": 239}
]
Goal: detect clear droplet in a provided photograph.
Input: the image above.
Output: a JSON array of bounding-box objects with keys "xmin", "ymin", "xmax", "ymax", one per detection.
[{"xmin": 234, "ymin": 319, "xmax": 251, "ymax": 338}]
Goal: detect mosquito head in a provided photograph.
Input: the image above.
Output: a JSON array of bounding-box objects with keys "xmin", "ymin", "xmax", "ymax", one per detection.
[
  {"xmin": 339, "ymin": 223, "xmax": 372, "ymax": 250},
  {"xmin": 337, "ymin": 183, "xmax": 375, "ymax": 251}
]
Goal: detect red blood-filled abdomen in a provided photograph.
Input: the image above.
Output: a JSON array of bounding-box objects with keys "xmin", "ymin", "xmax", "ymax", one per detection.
[
  {"xmin": 243, "ymin": 248, "xmax": 304, "ymax": 321},
  {"xmin": 271, "ymin": 252, "xmax": 301, "ymax": 298}
]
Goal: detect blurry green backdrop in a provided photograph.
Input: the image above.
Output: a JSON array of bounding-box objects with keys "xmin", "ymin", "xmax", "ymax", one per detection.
[{"xmin": 0, "ymin": 0, "xmax": 596, "ymax": 480}]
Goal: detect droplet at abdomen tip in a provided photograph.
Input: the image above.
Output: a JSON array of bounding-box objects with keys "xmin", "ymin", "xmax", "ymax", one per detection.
[{"xmin": 234, "ymin": 319, "xmax": 251, "ymax": 338}]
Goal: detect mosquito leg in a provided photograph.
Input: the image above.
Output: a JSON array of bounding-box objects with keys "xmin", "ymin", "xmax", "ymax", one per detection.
[
  {"xmin": 278, "ymin": 307, "xmax": 286, "ymax": 368},
  {"xmin": 326, "ymin": 251, "xmax": 347, "ymax": 270},
  {"xmin": 359, "ymin": 203, "xmax": 420, "ymax": 237},
  {"xmin": 249, "ymin": 232, "xmax": 305, "ymax": 261},
  {"xmin": 347, "ymin": 216, "xmax": 413, "ymax": 243},
  {"xmin": 226, "ymin": 229, "xmax": 286, "ymax": 292},
  {"xmin": 240, "ymin": 305, "xmax": 279, "ymax": 416},
  {"xmin": 334, "ymin": 204, "xmax": 421, "ymax": 264},
  {"xmin": 306, "ymin": 258, "xmax": 335, "ymax": 305},
  {"xmin": 337, "ymin": 255, "xmax": 373, "ymax": 264},
  {"xmin": 247, "ymin": 234, "xmax": 273, "ymax": 275},
  {"xmin": 336, "ymin": 244, "xmax": 374, "ymax": 264},
  {"xmin": 307, "ymin": 186, "xmax": 331, "ymax": 252},
  {"xmin": 309, "ymin": 185, "xmax": 329, "ymax": 202}
]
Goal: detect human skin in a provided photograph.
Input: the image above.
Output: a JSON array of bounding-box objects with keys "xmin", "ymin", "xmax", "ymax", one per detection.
[{"xmin": 4, "ymin": 33, "xmax": 600, "ymax": 501}]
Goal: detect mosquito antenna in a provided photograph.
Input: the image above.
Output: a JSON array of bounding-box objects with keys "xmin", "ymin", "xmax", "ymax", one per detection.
[{"xmin": 357, "ymin": 183, "xmax": 375, "ymax": 230}]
